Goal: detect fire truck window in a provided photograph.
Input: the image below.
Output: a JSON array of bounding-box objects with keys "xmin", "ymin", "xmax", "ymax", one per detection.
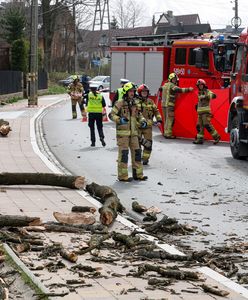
[
  {"xmin": 234, "ymin": 46, "xmax": 243, "ymax": 73},
  {"xmin": 175, "ymin": 48, "xmax": 186, "ymax": 65},
  {"xmin": 189, "ymin": 49, "xmax": 196, "ymax": 65},
  {"xmin": 201, "ymin": 48, "xmax": 209, "ymax": 69}
]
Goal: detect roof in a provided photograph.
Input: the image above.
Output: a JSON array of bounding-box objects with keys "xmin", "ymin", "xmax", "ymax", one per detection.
[
  {"xmin": 78, "ymin": 26, "xmax": 153, "ymax": 51},
  {"xmin": 157, "ymin": 13, "xmax": 200, "ymax": 26},
  {"xmin": 156, "ymin": 24, "xmax": 212, "ymax": 35}
]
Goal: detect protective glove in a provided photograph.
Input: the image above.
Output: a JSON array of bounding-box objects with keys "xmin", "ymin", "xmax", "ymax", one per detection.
[
  {"xmin": 140, "ymin": 121, "xmax": 147, "ymax": 129},
  {"xmin": 119, "ymin": 117, "xmax": 128, "ymax": 125},
  {"xmin": 153, "ymin": 120, "xmax": 162, "ymax": 126}
]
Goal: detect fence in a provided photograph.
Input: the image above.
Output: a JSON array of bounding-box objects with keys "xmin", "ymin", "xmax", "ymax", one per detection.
[
  {"xmin": 0, "ymin": 71, "xmax": 22, "ymax": 95},
  {"xmin": 0, "ymin": 70, "xmax": 48, "ymax": 96}
]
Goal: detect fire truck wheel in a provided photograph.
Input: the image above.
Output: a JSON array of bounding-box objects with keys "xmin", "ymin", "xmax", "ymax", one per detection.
[{"xmin": 230, "ymin": 116, "xmax": 246, "ymax": 160}]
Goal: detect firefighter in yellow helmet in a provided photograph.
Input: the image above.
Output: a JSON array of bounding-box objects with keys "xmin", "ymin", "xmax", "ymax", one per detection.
[
  {"xmin": 193, "ymin": 79, "xmax": 220, "ymax": 144},
  {"xmin": 67, "ymin": 75, "xmax": 84, "ymax": 119},
  {"xmin": 136, "ymin": 84, "xmax": 162, "ymax": 165},
  {"xmin": 109, "ymin": 82, "xmax": 148, "ymax": 182},
  {"xmin": 162, "ymin": 73, "xmax": 193, "ymax": 138}
]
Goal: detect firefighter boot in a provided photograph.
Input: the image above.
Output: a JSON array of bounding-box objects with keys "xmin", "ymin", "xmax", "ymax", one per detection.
[
  {"xmin": 118, "ymin": 177, "xmax": 133, "ymax": 182},
  {"xmin": 213, "ymin": 135, "xmax": 221, "ymax": 145},
  {"xmin": 143, "ymin": 160, "xmax": 149, "ymax": 165},
  {"xmin": 193, "ymin": 139, "xmax": 204, "ymax": 144}
]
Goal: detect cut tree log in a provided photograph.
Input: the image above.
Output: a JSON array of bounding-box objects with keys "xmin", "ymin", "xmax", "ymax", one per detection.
[
  {"xmin": 0, "ymin": 215, "xmax": 41, "ymax": 227},
  {"xmin": 0, "ymin": 119, "xmax": 11, "ymax": 137},
  {"xmin": 71, "ymin": 206, "xmax": 96, "ymax": 213},
  {"xmin": 53, "ymin": 212, "xmax": 96, "ymax": 225},
  {"xmin": 201, "ymin": 284, "xmax": 229, "ymax": 297},
  {"xmin": 60, "ymin": 248, "xmax": 78, "ymax": 263},
  {"xmin": 132, "ymin": 201, "xmax": 147, "ymax": 213},
  {"xmin": 0, "ymin": 173, "xmax": 85, "ymax": 189},
  {"xmin": 86, "ymin": 182, "xmax": 125, "ymax": 226}
]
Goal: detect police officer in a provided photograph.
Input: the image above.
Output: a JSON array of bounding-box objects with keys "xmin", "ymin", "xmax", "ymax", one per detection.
[
  {"xmin": 162, "ymin": 73, "xmax": 193, "ymax": 138},
  {"xmin": 193, "ymin": 79, "xmax": 220, "ymax": 145},
  {"xmin": 109, "ymin": 82, "xmax": 148, "ymax": 182},
  {"xmin": 136, "ymin": 84, "xmax": 162, "ymax": 165},
  {"xmin": 85, "ymin": 84, "xmax": 106, "ymax": 147},
  {"xmin": 112, "ymin": 78, "xmax": 129, "ymax": 107},
  {"xmin": 67, "ymin": 75, "xmax": 84, "ymax": 119}
]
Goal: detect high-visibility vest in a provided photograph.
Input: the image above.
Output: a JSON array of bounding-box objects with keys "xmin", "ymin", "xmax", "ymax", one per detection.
[
  {"xmin": 117, "ymin": 88, "xmax": 124, "ymax": 100},
  {"xmin": 87, "ymin": 92, "xmax": 103, "ymax": 113}
]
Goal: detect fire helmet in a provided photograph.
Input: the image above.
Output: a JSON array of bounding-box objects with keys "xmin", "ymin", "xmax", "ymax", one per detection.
[
  {"xmin": 137, "ymin": 84, "xmax": 149, "ymax": 95},
  {"xmin": 123, "ymin": 82, "xmax": 136, "ymax": 94},
  {"xmin": 168, "ymin": 73, "xmax": 179, "ymax": 82},
  {"xmin": 72, "ymin": 75, "xmax": 79, "ymax": 81},
  {"xmin": 196, "ymin": 79, "xmax": 207, "ymax": 87}
]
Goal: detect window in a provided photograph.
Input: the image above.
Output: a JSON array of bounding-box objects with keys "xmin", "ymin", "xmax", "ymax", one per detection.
[
  {"xmin": 234, "ymin": 45, "xmax": 244, "ymax": 73},
  {"xmin": 189, "ymin": 48, "xmax": 196, "ymax": 65},
  {"xmin": 201, "ymin": 48, "xmax": 209, "ymax": 69},
  {"xmin": 175, "ymin": 48, "xmax": 186, "ymax": 65}
]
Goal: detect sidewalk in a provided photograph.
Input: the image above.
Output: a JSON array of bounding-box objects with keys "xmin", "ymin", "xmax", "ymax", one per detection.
[{"xmin": 0, "ymin": 95, "xmax": 247, "ymax": 300}]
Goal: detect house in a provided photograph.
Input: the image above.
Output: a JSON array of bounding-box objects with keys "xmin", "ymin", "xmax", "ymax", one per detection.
[
  {"xmin": 78, "ymin": 26, "xmax": 153, "ymax": 69},
  {"xmin": 154, "ymin": 11, "xmax": 211, "ymax": 34}
]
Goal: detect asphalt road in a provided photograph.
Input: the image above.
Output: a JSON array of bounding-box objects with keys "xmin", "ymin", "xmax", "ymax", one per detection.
[{"xmin": 42, "ymin": 93, "xmax": 248, "ymax": 253}]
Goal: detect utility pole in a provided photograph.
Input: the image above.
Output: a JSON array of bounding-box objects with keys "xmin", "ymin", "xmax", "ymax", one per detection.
[
  {"xmin": 28, "ymin": 0, "xmax": 38, "ymax": 106},
  {"xmin": 73, "ymin": 2, "xmax": 78, "ymax": 74},
  {"xmin": 231, "ymin": 0, "xmax": 241, "ymax": 33}
]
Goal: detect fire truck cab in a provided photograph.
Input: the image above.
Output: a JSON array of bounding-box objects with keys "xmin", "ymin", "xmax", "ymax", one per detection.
[{"xmin": 227, "ymin": 28, "xmax": 248, "ymax": 159}]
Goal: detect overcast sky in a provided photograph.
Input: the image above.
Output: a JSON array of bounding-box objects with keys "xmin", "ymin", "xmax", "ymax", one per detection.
[{"xmin": 137, "ymin": 0, "xmax": 248, "ymax": 29}]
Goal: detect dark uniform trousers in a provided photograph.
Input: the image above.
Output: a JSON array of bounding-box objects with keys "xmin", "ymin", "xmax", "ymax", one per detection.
[{"xmin": 88, "ymin": 113, "xmax": 104, "ymax": 143}]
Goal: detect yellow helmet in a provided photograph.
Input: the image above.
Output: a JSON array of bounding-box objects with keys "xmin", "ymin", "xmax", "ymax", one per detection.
[
  {"xmin": 168, "ymin": 73, "xmax": 178, "ymax": 81},
  {"xmin": 72, "ymin": 75, "xmax": 79, "ymax": 81},
  {"xmin": 123, "ymin": 82, "xmax": 136, "ymax": 94}
]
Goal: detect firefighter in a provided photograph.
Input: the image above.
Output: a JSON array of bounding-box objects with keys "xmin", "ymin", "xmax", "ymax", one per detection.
[
  {"xmin": 85, "ymin": 83, "xmax": 106, "ymax": 147},
  {"xmin": 162, "ymin": 73, "xmax": 193, "ymax": 138},
  {"xmin": 136, "ymin": 84, "xmax": 162, "ymax": 165},
  {"xmin": 193, "ymin": 79, "xmax": 220, "ymax": 145},
  {"xmin": 112, "ymin": 78, "xmax": 129, "ymax": 107},
  {"xmin": 67, "ymin": 75, "xmax": 84, "ymax": 119},
  {"xmin": 109, "ymin": 82, "xmax": 148, "ymax": 182}
]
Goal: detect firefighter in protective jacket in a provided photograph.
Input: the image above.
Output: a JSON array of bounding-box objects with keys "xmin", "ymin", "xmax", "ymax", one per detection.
[
  {"xmin": 109, "ymin": 82, "xmax": 148, "ymax": 182},
  {"xmin": 193, "ymin": 79, "xmax": 220, "ymax": 145},
  {"xmin": 67, "ymin": 75, "xmax": 84, "ymax": 119},
  {"xmin": 136, "ymin": 84, "xmax": 162, "ymax": 165},
  {"xmin": 162, "ymin": 73, "xmax": 193, "ymax": 138}
]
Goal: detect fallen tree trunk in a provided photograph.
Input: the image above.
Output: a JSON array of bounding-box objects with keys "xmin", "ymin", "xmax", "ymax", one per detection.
[
  {"xmin": 0, "ymin": 215, "xmax": 41, "ymax": 227},
  {"xmin": 86, "ymin": 182, "xmax": 125, "ymax": 226},
  {"xmin": 0, "ymin": 173, "xmax": 85, "ymax": 189}
]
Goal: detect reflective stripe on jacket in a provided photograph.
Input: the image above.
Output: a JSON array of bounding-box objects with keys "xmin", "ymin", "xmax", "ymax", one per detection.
[
  {"xmin": 162, "ymin": 82, "xmax": 190, "ymax": 107},
  {"xmin": 197, "ymin": 89, "xmax": 216, "ymax": 114},
  {"xmin": 109, "ymin": 98, "xmax": 146, "ymax": 137},
  {"xmin": 87, "ymin": 92, "xmax": 103, "ymax": 113},
  {"xmin": 136, "ymin": 97, "xmax": 162, "ymax": 127}
]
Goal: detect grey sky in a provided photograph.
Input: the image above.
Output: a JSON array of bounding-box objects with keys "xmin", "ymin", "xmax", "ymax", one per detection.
[{"xmin": 138, "ymin": 0, "xmax": 248, "ymax": 29}]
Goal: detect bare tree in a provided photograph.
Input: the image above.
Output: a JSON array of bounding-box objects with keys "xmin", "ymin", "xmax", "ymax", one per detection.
[{"xmin": 111, "ymin": 0, "xmax": 146, "ymax": 28}]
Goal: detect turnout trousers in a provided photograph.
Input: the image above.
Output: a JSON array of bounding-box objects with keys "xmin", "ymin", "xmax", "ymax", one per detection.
[
  {"xmin": 139, "ymin": 128, "xmax": 153, "ymax": 163},
  {"xmin": 163, "ymin": 106, "xmax": 175, "ymax": 137},
  {"xmin": 195, "ymin": 113, "xmax": 219, "ymax": 142},
  {"xmin": 71, "ymin": 98, "xmax": 84, "ymax": 119},
  {"xmin": 88, "ymin": 113, "xmax": 104, "ymax": 143},
  {"xmin": 117, "ymin": 136, "xmax": 143, "ymax": 180}
]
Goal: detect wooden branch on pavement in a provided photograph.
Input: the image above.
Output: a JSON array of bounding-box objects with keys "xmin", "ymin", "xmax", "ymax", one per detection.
[{"xmin": 0, "ymin": 173, "xmax": 85, "ymax": 189}]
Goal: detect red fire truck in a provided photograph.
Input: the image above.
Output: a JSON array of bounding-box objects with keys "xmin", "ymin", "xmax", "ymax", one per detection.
[
  {"xmin": 226, "ymin": 28, "xmax": 248, "ymax": 159},
  {"xmin": 110, "ymin": 33, "xmax": 237, "ymax": 142}
]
